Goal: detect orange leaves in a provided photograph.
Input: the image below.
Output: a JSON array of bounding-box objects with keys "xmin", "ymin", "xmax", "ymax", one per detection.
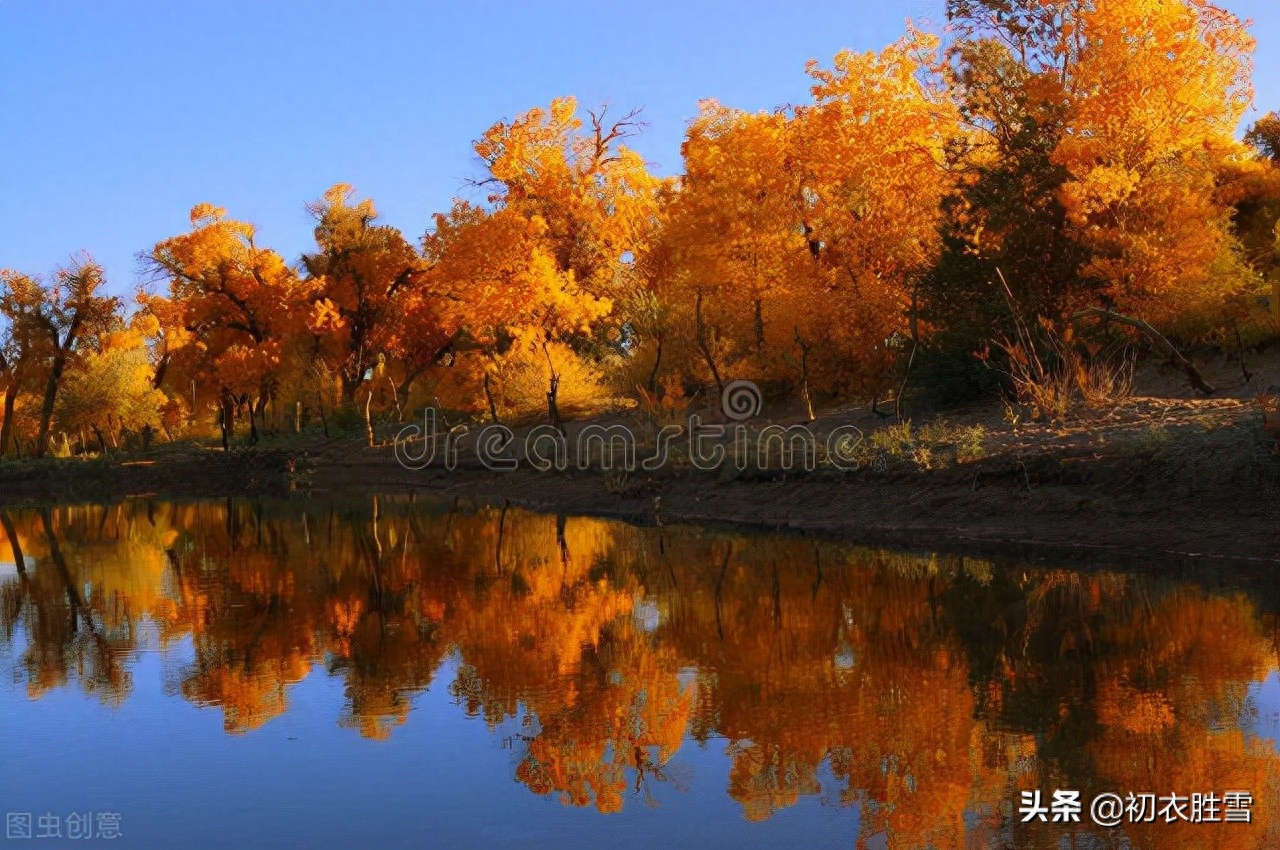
[
  {"xmin": 653, "ymin": 32, "xmax": 955, "ymax": 398},
  {"xmin": 940, "ymin": 0, "xmax": 1266, "ymax": 335},
  {"xmin": 799, "ymin": 30, "xmax": 957, "ymax": 283},
  {"xmin": 301, "ymin": 184, "xmax": 431, "ymax": 403},
  {"xmin": 306, "ymin": 298, "xmax": 345, "ymax": 336},
  {"xmin": 1042, "ymin": 0, "xmax": 1256, "ymax": 312},
  {"xmin": 146, "ymin": 204, "xmax": 313, "ymax": 408},
  {"xmin": 17, "ymin": 2, "xmax": 1272, "ymax": 435}
]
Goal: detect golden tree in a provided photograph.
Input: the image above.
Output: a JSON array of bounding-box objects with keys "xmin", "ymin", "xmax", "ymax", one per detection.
[{"xmin": 146, "ymin": 204, "xmax": 314, "ymax": 447}]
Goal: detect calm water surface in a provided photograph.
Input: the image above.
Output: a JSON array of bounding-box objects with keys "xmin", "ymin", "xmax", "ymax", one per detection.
[{"xmin": 1, "ymin": 498, "xmax": 1277, "ymax": 849}]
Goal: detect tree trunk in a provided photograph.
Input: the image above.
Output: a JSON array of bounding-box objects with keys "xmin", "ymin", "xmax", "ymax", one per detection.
[
  {"xmin": 542, "ymin": 342, "xmax": 565, "ymax": 436},
  {"xmin": 35, "ymin": 349, "xmax": 70, "ymax": 457},
  {"xmin": 340, "ymin": 371, "xmax": 363, "ymax": 409},
  {"xmin": 153, "ymin": 351, "xmax": 171, "ymax": 390},
  {"xmin": 647, "ymin": 333, "xmax": 664, "ymax": 394},
  {"xmin": 0, "ymin": 510, "xmax": 27, "ymax": 579},
  {"xmin": 219, "ymin": 390, "xmax": 235, "ymax": 450},
  {"xmin": 1071, "ymin": 307, "xmax": 1214, "ymax": 396},
  {"xmin": 363, "ymin": 387, "xmax": 375, "ymax": 448},
  {"xmin": 794, "ymin": 329, "xmax": 814, "ymax": 422},
  {"xmin": 547, "ymin": 375, "xmax": 563, "ymax": 434},
  {"xmin": 0, "ymin": 383, "xmax": 18, "ymax": 458},
  {"xmin": 251, "ymin": 395, "xmax": 267, "ymax": 445},
  {"xmin": 317, "ymin": 391, "xmax": 329, "ymax": 439},
  {"xmin": 396, "ymin": 370, "xmax": 422, "ymax": 418},
  {"xmin": 895, "ymin": 339, "xmax": 919, "ymax": 423},
  {"xmin": 694, "ymin": 289, "xmax": 724, "ymax": 396},
  {"xmin": 483, "ymin": 372, "xmax": 501, "ymax": 424},
  {"xmin": 246, "ymin": 398, "xmax": 259, "ymax": 445}
]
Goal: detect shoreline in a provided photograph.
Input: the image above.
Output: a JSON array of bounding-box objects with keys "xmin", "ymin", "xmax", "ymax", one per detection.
[
  {"xmin": 2, "ymin": 396, "xmax": 1276, "ymax": 569},
  {"xmin": 313, "ymin": 461, "xmax": 1278, "ymax": 570}
]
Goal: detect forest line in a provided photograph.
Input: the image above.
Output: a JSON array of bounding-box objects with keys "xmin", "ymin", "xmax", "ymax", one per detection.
[{"xmin": 3, "ymin": 0, "xmax": 1280, "ymax": 457}]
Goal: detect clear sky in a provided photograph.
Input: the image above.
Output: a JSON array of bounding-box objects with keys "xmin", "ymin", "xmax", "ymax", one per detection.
[{"xmin": 3, "ymin": 0, "xmax": 1278, "ymax": 300}]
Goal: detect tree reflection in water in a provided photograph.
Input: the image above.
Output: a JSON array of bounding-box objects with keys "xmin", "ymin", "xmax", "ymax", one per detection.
[{"xmin": 1, "ymin": 498, "xmax": 1276, "ymax": 848}]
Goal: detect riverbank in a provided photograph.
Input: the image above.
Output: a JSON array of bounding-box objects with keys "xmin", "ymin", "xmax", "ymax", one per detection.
[
  {"xmin": 2, "ymin": 391, "xmax": 1275, "ymax": 566},
  {"xmin": 313, "ymin": 396, "xmax": 1280, "ymax": 566}
]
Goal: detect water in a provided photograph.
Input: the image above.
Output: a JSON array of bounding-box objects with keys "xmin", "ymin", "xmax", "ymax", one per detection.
[{"xmin": 1, "ymin": 498, "xmax": 1276, "ymax": 849}]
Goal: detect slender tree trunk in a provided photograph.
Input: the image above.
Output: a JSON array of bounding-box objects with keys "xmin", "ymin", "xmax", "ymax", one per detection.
[
  {"xmin": 219, "ymin": 390, "xmax": 235, "ymax": 450},
  {"xmin": 396, "ymin": 368, "xmax": 427, "ymax": 421},
  {"xmin": 317, "ymin": 390, "xmax": 329, "ymax": 439},
  {"xmin": 694, "ymin": 289, "xmax": 724, "ymax": 396},
  {"xmin": 547, "ymin": 374, "xmax": 563, "ymax": 434},
  {"xmin": 363, "ymin": 387, "xmax": 375, "ymax": 448},
  {"xmin": 251, "ymin": 395, "xmax": 268, "ymax": 445},
  {"xmin": 483, "ymin": 372, "xmax": 501, "ymax": 424},
  {"xmin": 382, "ymin": 374, "xmax": 402, "ymax": 422},
  {"xmin": 340, "ymin": 372, "xmax": 361, "ymax": 409},
  {"xmin": 647, "ymin": 334, "xmax": 664, "ymax": 394},
  {"xmin": 794, "ymin": 328, "xmax": 814, "ymax": 422},
  {"xmin": 0, "ymin": 510, "xmax": 27, "ymax": 579},
  {"xmin": 895, "ymin": 339, "xmax": 919, "ymax": 423},
  {"xmin": 35, "ymin": 348, "xmax": 71, "ymax": 457},
  {"xmin": 1232, "ymin": 322, "xmax": 1252, "ymax": 384},
  {"xmin": 246, "ymin": 398, "xmax": 259, "ymax": 445},
  {"xmin": 0, "ymin": 383, "xmax": 18, "ymax": 458},
  {"xmin": 153, "ymin": 351, "xmax": 171, "ymax": 390},
  {"xmin": 542, "ymin": 342, "xmax": 564, "ymax": 436}
]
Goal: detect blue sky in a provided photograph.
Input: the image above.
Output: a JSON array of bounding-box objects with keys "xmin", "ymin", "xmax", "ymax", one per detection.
[{"xmin": 3, "ymin": 0, "xmax": 1278, "ymax": 300}]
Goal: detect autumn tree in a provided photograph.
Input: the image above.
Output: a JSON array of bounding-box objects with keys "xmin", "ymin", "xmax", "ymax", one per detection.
[
  {"xmin": 940, "ymin": 0, "xmax": 1257, "ymax": 330},
  {"xmin": 795, "ymin": 30, "xmax": 959, "ymax": 405},
  {"xmin": 661, "ymin": 33, "xmax": 956, "ymax": 411},
  {"xmin": 19, "ymin": 260, "xmax": 121, "ymax": 457},
  {"xmin": 54, "ymin": 320, "xmax": 167, "ymax": 452},
  {"xmin": 666, "ymin": 104, "xmax": 805, "ymax": 395},
  {"xmin": 424, "ymin": 201, "xmax": 610, "ymax": 427},
  {"xmin": 433, "ymin": 98, "xmax": 660, "ymax": 428},
  {"xmin": 145, "ymin": 205, "xmax": 313, "ymax": 447},
  {"xmin": 302, "ymin": 185, "xmax": 447, "ymax": 408},
  {"xmin": 1053, "ymin": 0, "xmax": 1255, "ymax": 322},
  {"xmin": 1246, "ymin": 111, "xmax": 1280, "ymax": 162},
  {"xmin": 0, "ymin": 270, "xmax": 52, "ymax": 456},
  {"xmin": 1233, "ymin": 112, "xmax": 1280, "ymax": 320}
]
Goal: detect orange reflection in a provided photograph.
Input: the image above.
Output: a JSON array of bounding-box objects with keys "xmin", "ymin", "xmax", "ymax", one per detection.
[{"xmin": 1, "ymin": 500, "xmax": 1275, "ymax": 848}]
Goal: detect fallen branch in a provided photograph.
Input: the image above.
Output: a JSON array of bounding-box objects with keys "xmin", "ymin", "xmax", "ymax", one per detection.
[{"xmin": 1071, "ymin": 307, "xmax": 1214, "ymax": 396}]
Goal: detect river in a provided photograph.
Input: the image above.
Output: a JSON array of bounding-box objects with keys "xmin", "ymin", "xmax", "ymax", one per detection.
[{"xmin": 1, "ymin": 497, "xmax": 1276, "ymax": 848}]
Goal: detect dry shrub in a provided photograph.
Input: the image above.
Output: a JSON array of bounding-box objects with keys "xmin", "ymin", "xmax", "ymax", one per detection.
[
  {"xmin": 987, "ymin": 274, "xmax": 1135, "ymax": 422},
  {"xmin": 994, "ymin": 332, "xmax": 1135, "ymax": 421},
  {"xmin": 632, "ymin": 373, "xmax": 688, "ymax": 431},
  {"xmin": 1075, "ymin": 347, "xmax": 1136, "ymax": 408}
]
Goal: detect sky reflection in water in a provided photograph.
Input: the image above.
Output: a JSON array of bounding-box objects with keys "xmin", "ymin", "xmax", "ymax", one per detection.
[{"xmin": 1, "ymin": 498, "xmax": 1277, "ymax": 849}]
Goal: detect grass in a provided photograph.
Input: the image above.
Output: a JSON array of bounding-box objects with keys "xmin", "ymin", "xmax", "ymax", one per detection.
[{"xmin": 842, "ymin": 418, "xmax": 988, "ymax": 471}]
